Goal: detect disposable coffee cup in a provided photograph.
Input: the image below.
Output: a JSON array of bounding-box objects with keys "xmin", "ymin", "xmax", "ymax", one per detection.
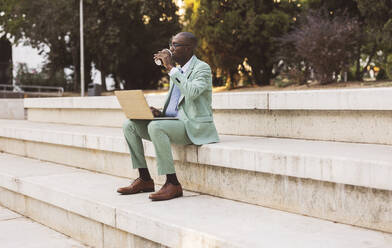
[{"xmin": 155, "ymin": 49, "xmax": 172, "ymax": 66}]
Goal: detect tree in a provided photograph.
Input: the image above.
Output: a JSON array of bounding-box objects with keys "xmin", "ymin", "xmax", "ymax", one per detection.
[
  {"xmin": 305, "ymin": 0, "xmax": 392, "ymax": 80},
  {"xmin": 184, "ymin": 0, "xmax": 297, "ymax": 87},
  {"xmin": 0, "ymin": 0, "xmax": 181, "ymax": 91},
  {"xmin": 84, "ymin": 0, "xmax": 180, "ymax": 90},
  {"xmin": 0, "ymin": 36, "xmax": 12, "ymax": 85},
  {"xmin": 0, "ymin": 0, "xmax": 82, "ymax": 89},
  {"xmin": 355, "ymin": 0, "xmax": 392, "ymax": 80},
  {"xmin": 279, "ymin": 9, "xmax": 360, "ymax": 84}
]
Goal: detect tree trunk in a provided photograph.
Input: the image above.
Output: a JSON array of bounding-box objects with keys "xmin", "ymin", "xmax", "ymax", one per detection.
[
  {"xmin": 113, "ymin": 73, "xmax": 122, "ymax": 90},
  {"xmin": 71, "ymin": 46, "xmax": 80, "ymax": 92},
  {"xmin": 84, "ymin": 61, "xmax": 92, "ymax": 93},
  {"xmin": 72, "ymin": 0, "xmax": 80, "ymax": 92},
  {"xmin": 225, "ymin": 69, "xmax": 236, "ymax": 89},
  {"xmin": 254, "ymin": 65, "xmax": 273, "ymax": 86},
  {"xmin": 355, "ymin": 45, "xmax": 362, "ymax": 81},
  {"xmin": 100, "ymin": 70, "xmax": 107, "ymax": 91}
]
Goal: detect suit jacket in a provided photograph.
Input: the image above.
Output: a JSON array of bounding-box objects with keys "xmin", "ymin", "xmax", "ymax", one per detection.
[{"xmin": 162, "ymin": 56, "xmax": 220, "ymax": 145}]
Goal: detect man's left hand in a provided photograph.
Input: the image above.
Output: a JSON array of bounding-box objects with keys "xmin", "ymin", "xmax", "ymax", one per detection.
[{"xmin": 150, "ymin": 106, "xmax": 162, "ymax": 117}]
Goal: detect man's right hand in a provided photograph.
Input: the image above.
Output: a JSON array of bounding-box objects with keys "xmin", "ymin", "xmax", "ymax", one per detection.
[
  {"xmin": 153, "ymin": 49, "xmax": 175, "ymax": 71},
  {"xmin": 150, "ymin": 107, "xmax": 162, "ymax": 117}
]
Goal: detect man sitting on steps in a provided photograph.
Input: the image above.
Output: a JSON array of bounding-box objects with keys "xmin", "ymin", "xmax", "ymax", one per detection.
[{"xmin": 117, "ymin": 32, "xmax": 219, "ymax": 201}]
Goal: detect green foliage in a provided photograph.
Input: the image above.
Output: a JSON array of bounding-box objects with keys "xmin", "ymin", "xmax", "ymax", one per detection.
[
  {"xmin": 354, "ymin": 0, "xmax": 392, "ymax": 80},
  {"xmin": 279, "ymin": 9, "xmax": 360, "ymax": 84},
  {"xmin": 184, "ymin": 0, "xmax": 298, "ymax": 87},
  {"xmin": 305, "ymin": 0, "xmax": 392, "ymax": 81},
  {"xmin": 0, "ymin": 0, "xmax": 180, "ymax": 91},
  {"xmin": 272, "ymin": 75, "xmax": 294, "ymax": 88},
  {"xmin": 272, "ymin": 67, "xmax": 307, "ymax": 87},
  {"xmin": 376, "ymin": 68, "xmax": 388, "ymax": 81},
  {"xmin": 386, "ymin": 54, "xmax": 392, "ymax": 80},
  {"xmin": 1, "ymin": 0, "xmax": 88, "ymax": 90},
  {"xmin": 84, "ymin": 0, "xmax": 180, "ymax": 90},
  {"xmin": 1, "ymin": 0, "xmax": 391, "ymax": 90},
  {"xmin": 15, "ymin": 63, "xmax": 69, "ymax": 88}
]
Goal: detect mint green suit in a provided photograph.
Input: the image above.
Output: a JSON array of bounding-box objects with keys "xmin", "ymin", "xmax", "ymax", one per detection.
[{"xmin": 123, "ymin": 56, "xmax": 220, "ymax": 175}]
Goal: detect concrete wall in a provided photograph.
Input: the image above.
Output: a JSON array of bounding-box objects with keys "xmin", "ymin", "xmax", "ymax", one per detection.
[{"xmin": 0, "ymin": 99, "xmax": 25, "ymax": 119}]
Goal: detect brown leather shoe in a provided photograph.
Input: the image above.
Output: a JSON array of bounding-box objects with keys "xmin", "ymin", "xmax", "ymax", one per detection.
[
  {"xmin": 117, "ymin": 178, "xmax": 154, "ymax": 195},
  {"xmin": 149, "ymin": 183, "xmax": 183, "ymax": 201}
]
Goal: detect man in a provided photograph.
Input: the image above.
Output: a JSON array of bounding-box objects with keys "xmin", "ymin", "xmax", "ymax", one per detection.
[{"xmin": 117, "ymin": 32, "xmax": 219, "ymax": 201}]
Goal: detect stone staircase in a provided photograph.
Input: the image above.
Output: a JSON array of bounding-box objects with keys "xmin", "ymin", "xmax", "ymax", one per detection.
[
  {"xmin": 0, "ymin": 88, "xmax": 392, "ymax": 247},
  {"xmin": 0, "ymin": 205, "xmax": 87, "ymax": 247}
]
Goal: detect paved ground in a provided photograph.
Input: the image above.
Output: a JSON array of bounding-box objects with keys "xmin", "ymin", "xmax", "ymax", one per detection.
[{"xmin": 0, "ymin": 205, "xmax": 87, "ymax": 248}]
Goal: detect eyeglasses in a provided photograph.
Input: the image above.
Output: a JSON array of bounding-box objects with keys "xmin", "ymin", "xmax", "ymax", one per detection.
[{"xmin": 169, "ymin": 42, "xmax": 191, "ymax": 49}]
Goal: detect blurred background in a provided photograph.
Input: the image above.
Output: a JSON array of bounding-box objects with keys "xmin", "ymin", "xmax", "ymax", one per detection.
[{"xmin": 0, "ymin": 0, "xmax": 391, "ymax": 95}]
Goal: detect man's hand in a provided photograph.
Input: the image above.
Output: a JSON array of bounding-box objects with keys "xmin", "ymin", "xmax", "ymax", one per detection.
[
  {"xmin": 153, "ymin": 49, "xmax": 175, "ymax": 71},
  {"xmin": 150, "ymin": 107, "xmax": 162, "ymax": 117}
]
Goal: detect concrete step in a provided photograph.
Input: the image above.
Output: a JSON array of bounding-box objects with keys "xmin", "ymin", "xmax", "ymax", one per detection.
[
  {"xmin": 0, "ymin": 119, "xmax": 391, "ymax": 232},
  {"xmin": 0, "ymin": 205, "xmax": 88, "ymax": 248},
  {"xmin": 0, "ymin": 99, "xmax": 25, "ymax": 120},
  {"xmin": 0, "ymin": 153, "xmax": 391, "ymax": 248},
  {"xmin": 24, "ymin": 88, "xmax": 392, "ymax": 145}
]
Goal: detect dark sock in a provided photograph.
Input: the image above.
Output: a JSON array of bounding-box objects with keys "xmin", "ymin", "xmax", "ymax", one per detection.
[
  {"xmin": 138, "ymin": 168, "xmax": 152, "ymax": 181},
  {"xmin": 166, "ymin": 173, "xmax": 180, "ymax": 185}
]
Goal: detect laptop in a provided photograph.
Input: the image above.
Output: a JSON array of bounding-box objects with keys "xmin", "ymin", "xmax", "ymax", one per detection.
[{"xmin": 114, "ymin": 90, "xmax": 178, "ymax": 120}]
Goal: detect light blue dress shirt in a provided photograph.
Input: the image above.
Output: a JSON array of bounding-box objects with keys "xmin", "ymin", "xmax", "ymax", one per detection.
[
  {"xmin": 165, "ymin": 82, "xmax": 181, "ymax": 117},
  {"xmin": 165, "ymin": 56, "xmax": 194, "ymax": 117}
]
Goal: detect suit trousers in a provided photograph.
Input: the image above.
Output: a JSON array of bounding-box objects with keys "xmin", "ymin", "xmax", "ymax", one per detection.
[{"xmin": 122, "ymin": 119, "xmax": 192, "ymax": 175}]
